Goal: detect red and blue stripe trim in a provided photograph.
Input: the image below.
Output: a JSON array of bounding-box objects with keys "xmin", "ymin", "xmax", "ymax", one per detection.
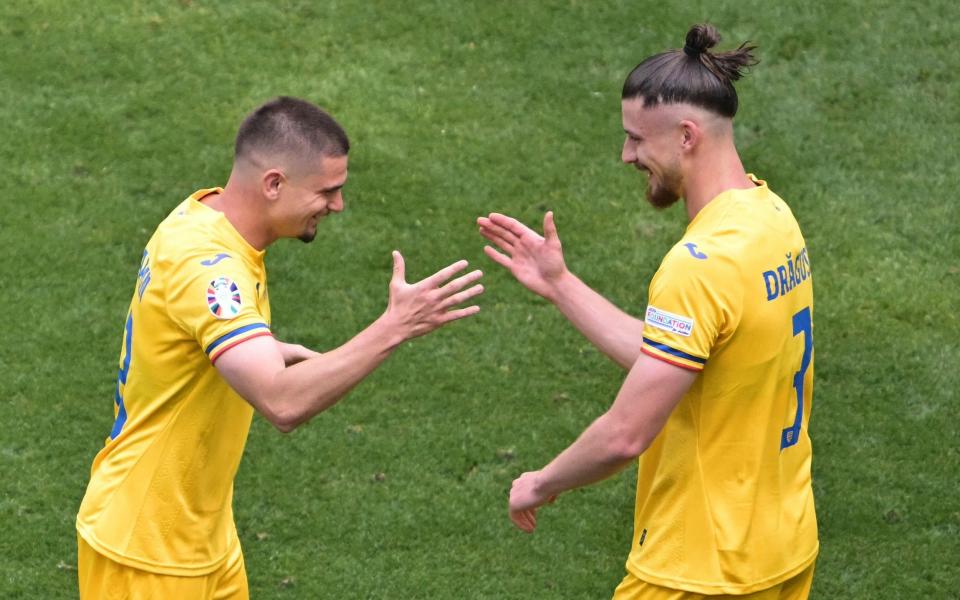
[
  {"xmin": 206, "ymin": 323, "xmax": 270, "ymax": 356},
  {"xmin": 642, "ymin": 337, "xmax": 707, "ymax": 364}
]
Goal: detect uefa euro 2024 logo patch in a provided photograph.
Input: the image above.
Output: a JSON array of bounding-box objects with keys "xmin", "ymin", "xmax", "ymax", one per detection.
[{"xmin": 207, "ymin": 276, "xmax": 242, "ymax": 319}]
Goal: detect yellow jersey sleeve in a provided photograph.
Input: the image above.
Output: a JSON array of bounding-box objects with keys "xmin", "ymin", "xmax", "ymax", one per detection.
[
  {"xmin": 641, "ymin": 240, "xmax": 742, "ymax": 371},
  {"xmin": 165, "ymin": 251, "xmax": 271, "ymax": 362}
]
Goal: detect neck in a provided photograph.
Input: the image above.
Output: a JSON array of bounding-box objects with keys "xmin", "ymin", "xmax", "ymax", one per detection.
[
  {"xmin": 202, "ymin": 175, "xmax": 275, "ymax": 251},
  {"xmin": 681, "ymin": 138, "xmax": 755, "ymax": 221}
]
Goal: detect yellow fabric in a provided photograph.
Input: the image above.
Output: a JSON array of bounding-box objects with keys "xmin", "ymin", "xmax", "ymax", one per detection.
[
  {"xmin": 629, "ymin": 176, "xmax": 818, "ymax": 594},
  {"xmin": 612, "ymin": 561, "xmax": 815, "ymax": 600},
  {"xmin": 78, "ymin": 533, "xmax": 249, "ymax": 600},
  {"xmin": 77, "ymin": 189, "xmax": 272, "ymax": 576}
]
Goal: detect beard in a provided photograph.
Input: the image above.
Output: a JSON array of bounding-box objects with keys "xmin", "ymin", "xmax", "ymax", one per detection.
[
  {"xmin": 298, "ymin": 230, "xmax": 317, "ymax": 243},
  {"xmin": 644, "ymin": 166, "xmax": 683, "ymax": 210}
]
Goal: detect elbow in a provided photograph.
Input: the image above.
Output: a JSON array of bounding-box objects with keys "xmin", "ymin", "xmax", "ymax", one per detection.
[
  {"xmin": 260, "ymin": 401, "xmax": 303, "ymax": 434},
  {"xmin": 272, "ymin": 409, "xmax": 305, "ymax": 434},
  {"xmin": 608, "ymin": 439, "xmax": 645, "ymax": 463},
  {"xmin": 607, "ymin": 427, "xmax": 653, "ymax": 462},
  {"xmin": 271, "ymin": 417, "xmax": 298, "ymax": 434}
]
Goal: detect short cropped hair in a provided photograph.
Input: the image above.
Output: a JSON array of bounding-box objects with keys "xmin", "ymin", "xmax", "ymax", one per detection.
[
  {"xmin": 234, "ymin": 96, "xmax": 350, "ymax": 164},
  {"xmin": 622, "ymin": 24, "xmax": 758, "ymax": 118}
]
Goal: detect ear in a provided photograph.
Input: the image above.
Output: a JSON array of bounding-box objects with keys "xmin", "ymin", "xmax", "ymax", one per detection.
[
  {"xmin": 678, "ymin": 119, "xmax": 701, "ymax": 153},
  {"xmin": 261, "ymin": 169, "xmax": 284, "ymax": 201}
]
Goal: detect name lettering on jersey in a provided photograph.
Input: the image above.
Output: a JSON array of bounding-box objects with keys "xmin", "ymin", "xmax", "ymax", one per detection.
[
  {"xmin": 207, "ymin": 276, "xmax": 242, "ymax": 319},
  {"xmin": 639, "ymin": 528, "xmax": 648, "ymax": 547},
  {"xmin": 200, "ymin": 253, "xmax": 232, "ymax": 266},
  {"xmin": 762, "ymin": 247, "xmax": 811, "ymax": 301},
  {"xmin": 136, "ymin": 250, "xmax": 152, "ymax": 301},
  {"xmin": 683, "ymin": 242, "xmax": 708, "ymax": 260},
  {"xmin": 645, "ymin": 306, "xmax": 695, "ymax": 337}
]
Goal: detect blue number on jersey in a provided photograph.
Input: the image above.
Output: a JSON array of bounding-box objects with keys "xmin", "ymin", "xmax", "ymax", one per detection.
[
  {"xmin": 109, "ymin": 311, "xmax": 133, "ymax": 439},
  {"xmin": 781, "ymin": 306, "xmax": 813, "ymax": 450}
]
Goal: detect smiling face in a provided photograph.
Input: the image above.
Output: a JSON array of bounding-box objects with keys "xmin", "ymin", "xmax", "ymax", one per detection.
[
  {"xmin": 620, "ymin": 99, "xmax": 684, "ymax": 209},
  {"xmin": 272, "ymin": 153, "xmax": 348, "ymax": 243}
]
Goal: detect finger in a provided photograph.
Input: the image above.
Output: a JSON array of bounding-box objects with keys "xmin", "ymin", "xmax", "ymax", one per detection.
[
  {"xmin": 478, "ymin": 225, "xmax": 516, "ymax": 253},
  {"xmin": 526, "ymin": 509, "xmax": 538, "ymax": 532},
  {"xmin": 478, "ymin": 219, "xmax": 522, "ymax": 245},
  {"xmin": 480, "ymin": 227, "xmax": 519, "ymax": 254},
  {"xmin": 543, "ymin": 211, "xmax": 559, "ymax": 242},
  {"xmin": 519, "ymin": 508, "xmax": 538, "ymax": 532},
  {"xmin": 439, "ymin": 305, "xmax": 480, "ymax": 323},
  {"xmin": 392, "ymin": 250, "xmax": 406, "ymax": 285},
  {"xmin": 440, "ymin": 269, "xmax": 483, "ymax": 294},
  {"xmin": 439, "ymin": 283, "xmax": 484, "ymax": 310},
  {"xmin": 422, "ymin": 259, "xmax": 470, "ymax": 288},
  {"xmin": 482, "ymin": 245, "xmax": 513, "ymax": 270},
  {"xmin": 489, "ymin": 213, "xmax": 541, "ymax": 240},
  {"xmin": 509, "ymin": 509, "xmax": 535, "ymax": 533}
]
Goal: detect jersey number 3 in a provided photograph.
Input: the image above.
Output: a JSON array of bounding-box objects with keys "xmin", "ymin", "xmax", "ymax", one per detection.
[{"xmin": 781, "ymin": 306, "xmax": 813, "ymax": 450}]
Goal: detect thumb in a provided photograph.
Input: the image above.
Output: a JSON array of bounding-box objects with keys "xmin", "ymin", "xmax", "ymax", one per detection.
[
  {"xmin": 392, "ymin": 250, "xmax": 406, "ymax": 284},
  {"xmin": 543, "ymin": 211, "xmax": 559, "ymax": 242}
]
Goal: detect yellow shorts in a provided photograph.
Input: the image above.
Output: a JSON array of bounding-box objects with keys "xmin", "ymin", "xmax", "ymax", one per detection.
[
  {"xmin": 612, "ymin": 562, "xmax": 815, "ymax": 600},
  {"xmin": 77, "ymin": 534, "xmax": 248, "ymax": 600}
]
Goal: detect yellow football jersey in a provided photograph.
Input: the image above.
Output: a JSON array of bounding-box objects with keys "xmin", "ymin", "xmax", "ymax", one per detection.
[
  {"xmin": 628, "ymin": 176, "xmax": 818, "ymax": 594},
  {"xmin": 77, "ymin": 188, "xmax": 272, "ymax": 576}
]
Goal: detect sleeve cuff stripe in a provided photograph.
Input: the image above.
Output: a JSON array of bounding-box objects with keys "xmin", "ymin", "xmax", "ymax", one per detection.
[
  {"xmin": 209, "ymin": 331, "xmax": 273, "ymax": 364},
  {"xmin": 205, "ymin": 323, "xmax": 270, "ymax": 355},
  {"xmin": 641, "ymin": 347, "xmax": 704, "ymax": 372},
  {"xmin": 641, "ymin": 337, "xmax": 707, "ymax": 364}
]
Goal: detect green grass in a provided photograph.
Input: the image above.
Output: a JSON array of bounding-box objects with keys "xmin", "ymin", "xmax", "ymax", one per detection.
[{"xmin": 2, "ymin": 1, "xmax": 959, "ymax": 597}]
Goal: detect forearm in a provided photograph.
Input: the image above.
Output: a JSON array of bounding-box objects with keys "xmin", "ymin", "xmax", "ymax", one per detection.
[
  {"xmin": 549, "ymin": 272, "xmax": 644, "ymax": 370},
  {"xmin": 267, "ymin": 315, "xmax": 404, "ymax": 430},
  {"xmin": 535, "ymin": 412, "xmax": 640, "ymax": 497}
]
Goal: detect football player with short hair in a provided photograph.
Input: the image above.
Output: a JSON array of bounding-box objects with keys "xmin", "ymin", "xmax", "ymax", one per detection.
[{"xmin": 77, "ymin": 96, "xmax": 484, "ymax": 599}]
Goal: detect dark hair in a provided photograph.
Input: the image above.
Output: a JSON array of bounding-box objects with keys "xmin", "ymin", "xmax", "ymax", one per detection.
[
  {"xmin": 234, "ymin": 96, "xmax": 350, "ymax": 163},
  {"xmin": 621, "ymin": 24, "xmax": 757, "ymax": 118}
]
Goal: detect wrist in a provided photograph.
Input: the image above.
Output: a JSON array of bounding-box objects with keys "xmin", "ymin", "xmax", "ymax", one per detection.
[
  {"xmin": 373, "ymin": 310, "xmax": 409, "ymax": 351},
  {"xmin": 545, "ymin": 269, "xmax": 578, "ymax": 305},
  {"xmin": 532, "ymin": 469, "xmax": 558, "ymax": 500}
]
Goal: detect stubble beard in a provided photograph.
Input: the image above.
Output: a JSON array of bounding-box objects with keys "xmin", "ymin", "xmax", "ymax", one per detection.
[{"xmin": 645, "ymin": 168, "xmax": 683, "ymax": 210}]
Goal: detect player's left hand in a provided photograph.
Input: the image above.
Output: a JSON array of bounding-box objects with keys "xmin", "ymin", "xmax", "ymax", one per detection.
[{"xmin": 508, "ymin": 470, "xmax": 556, "ymax": 533}]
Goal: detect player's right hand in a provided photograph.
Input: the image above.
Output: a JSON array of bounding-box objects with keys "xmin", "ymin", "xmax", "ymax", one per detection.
[
  {"xmin": 477, "ymin": 211, "xmax": 568, "ymax": 301},
  {"xmin": 384, "ymin": 251, "xmax": 483, "ymax": 341}
]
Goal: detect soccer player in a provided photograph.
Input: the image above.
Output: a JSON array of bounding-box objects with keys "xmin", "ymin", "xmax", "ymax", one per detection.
[
  {"xmin": 478, "ymin": 24, "xmax": 817, "ymax": 599},
  {"xmin": 76, "ymin": 97, "xmax": 484, "ymax": 599}
]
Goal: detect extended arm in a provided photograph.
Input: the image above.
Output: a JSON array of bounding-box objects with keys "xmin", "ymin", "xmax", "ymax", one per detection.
[
  {"xmin": 507, "ymin": 353, "xmax": 697, "ymax": 532},
  {"xmin": 215, "ymin": 251, "xmax": 483, "ymax": 432},
  {"xmin": 478, "ymin": 212, "xmax": 644, "ymax": 369}
]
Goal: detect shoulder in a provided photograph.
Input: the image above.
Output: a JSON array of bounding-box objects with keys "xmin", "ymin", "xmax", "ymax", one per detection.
[
  {"xmin": 655, "ymin": 232, "xmax": 741, "ymax": 286},
  {"xmin": 152, "ymin": 201, "xmax": 238, "ymax": 274}
]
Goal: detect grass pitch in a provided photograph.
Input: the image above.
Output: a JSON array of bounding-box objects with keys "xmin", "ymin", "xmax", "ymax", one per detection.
[{"xmin": 1, "ymin": 1, "xmax": 958, "ymax": 598}]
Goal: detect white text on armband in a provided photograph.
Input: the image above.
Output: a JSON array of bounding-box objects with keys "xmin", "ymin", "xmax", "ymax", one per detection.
[{"xmin": 762, "ymin": 247, "xmax": 811, "ymax": 301}]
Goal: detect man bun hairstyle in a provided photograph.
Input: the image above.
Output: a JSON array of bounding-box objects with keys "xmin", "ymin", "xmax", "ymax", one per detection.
[
  {"xmin": 235, "ymin": 96, "xmax": 350, "ymax": 164},
  {"xmin": 622, "ymin": 23, "xmax": 758, "ymax": 118}
]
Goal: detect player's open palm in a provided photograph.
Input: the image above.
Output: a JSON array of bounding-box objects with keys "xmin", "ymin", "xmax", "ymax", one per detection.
[
  {"xmin": 477, "ymin": 211, "xmax": 567, "ymax": 301},
  {"xmin": 385, "ymin": 251, "xmax": 483, "ymax": 340}
]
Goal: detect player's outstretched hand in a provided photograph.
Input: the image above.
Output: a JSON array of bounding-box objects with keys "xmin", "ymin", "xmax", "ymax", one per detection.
[
  {"xmin": 385, "ymin": 251, "xmax": 483, "ymax": 341},
  {"xmin": 477, "ymin": 211, "xmax": 567, "ymax": 301},
  {"xmin": 508, "ymin": 470, "xmax": 556, "ymax": 534}
]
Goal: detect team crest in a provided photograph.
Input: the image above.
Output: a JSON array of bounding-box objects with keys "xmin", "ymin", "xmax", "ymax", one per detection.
[{"xmin": 207, "ymin": 277, "xmax": 242, "ymax": 319}]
